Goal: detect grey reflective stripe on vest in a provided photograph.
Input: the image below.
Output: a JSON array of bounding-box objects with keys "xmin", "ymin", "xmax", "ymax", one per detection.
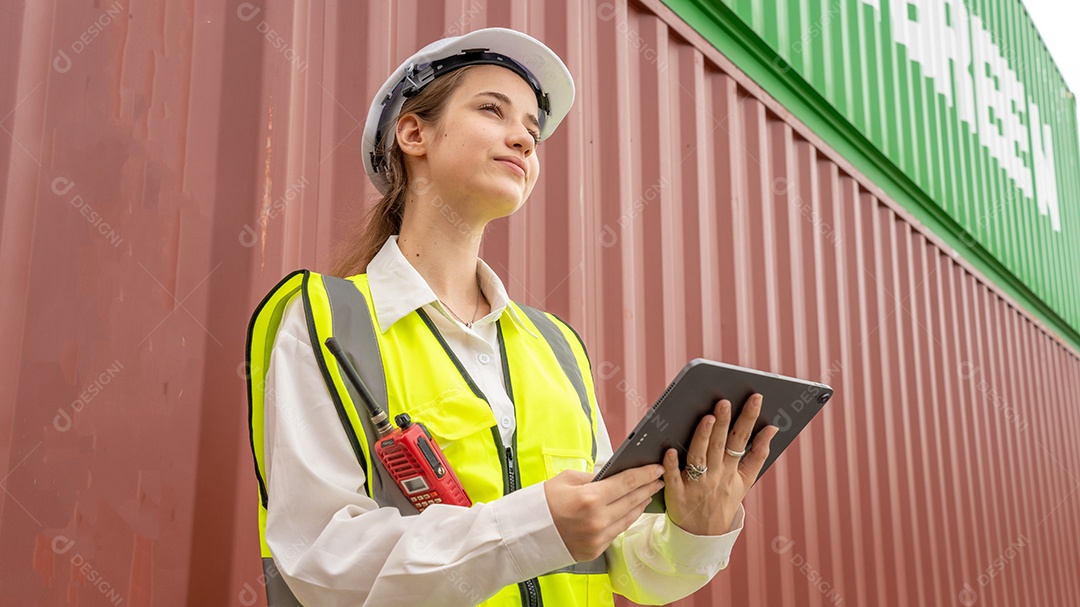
[
  {"xmin": 263, "ymin": 558, "xmax": 304, "ymax": 606},
  {"xmin": 516, "ymin": 305, "xmax": 597, "ymax": 461},
  {"xmin": 548, "ymin": 555, "xmax": 608, "ymax": 575},
  {"xmin": 322, "ymin": 276, "xmax": 417, "ymax": 514}
]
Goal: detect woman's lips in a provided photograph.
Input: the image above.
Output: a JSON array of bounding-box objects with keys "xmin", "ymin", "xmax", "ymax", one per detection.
[{"xmin": 496, "ymin": 159, "xmax": 526, "ymax": 178}]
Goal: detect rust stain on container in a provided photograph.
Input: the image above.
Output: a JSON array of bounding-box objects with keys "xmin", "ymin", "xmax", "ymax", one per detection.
[{"xmin": 0, "ymin": 0, "xmax": 1076, "ymax": 605}]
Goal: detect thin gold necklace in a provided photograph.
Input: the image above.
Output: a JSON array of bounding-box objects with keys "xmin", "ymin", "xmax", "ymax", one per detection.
[{"xmin": 441, "ymin": 275, "xmax": 482, "ymax": 328}]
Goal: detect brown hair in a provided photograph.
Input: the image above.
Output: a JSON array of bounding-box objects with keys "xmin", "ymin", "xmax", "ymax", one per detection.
[{"xmin": 329, "ymin": 65, "xmax": 479, "ymax": 277}]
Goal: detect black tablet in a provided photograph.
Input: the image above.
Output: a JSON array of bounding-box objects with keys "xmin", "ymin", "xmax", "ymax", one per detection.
[{"xmin": 592, "ymin": 358, "xmax": 833, "ymax": 512}]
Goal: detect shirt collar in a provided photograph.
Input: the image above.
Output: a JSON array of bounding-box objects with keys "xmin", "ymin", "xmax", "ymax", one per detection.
[{"xmin": 366, "ymin": 235, "xmax": 539, "ymax": 338}]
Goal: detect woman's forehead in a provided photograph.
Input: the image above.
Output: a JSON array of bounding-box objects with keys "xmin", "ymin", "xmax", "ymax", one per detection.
[{"xmin": 456, "ymin": 65, "xmax": 540, "ymax": 113}]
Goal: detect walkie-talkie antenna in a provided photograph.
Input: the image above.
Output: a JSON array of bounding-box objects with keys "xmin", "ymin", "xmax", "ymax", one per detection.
[{"xmin": 324, "ymin": 337, "xmax": 393, "ymax": 437}]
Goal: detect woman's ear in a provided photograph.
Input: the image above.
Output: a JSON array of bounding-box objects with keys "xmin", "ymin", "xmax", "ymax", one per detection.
[{"xmin": 396, "ymin": 113, "xmax": 427, "ymax": 158}]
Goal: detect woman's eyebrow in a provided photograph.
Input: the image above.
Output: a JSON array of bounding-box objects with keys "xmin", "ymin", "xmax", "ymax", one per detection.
[{"xmin": 473, "ymin": 91, "xmax": 540, "ymax": 129}]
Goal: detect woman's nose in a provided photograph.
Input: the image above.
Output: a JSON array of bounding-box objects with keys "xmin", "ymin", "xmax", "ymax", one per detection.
[{"xmin": 509, "ymin": 125, "xmax": 535, "ymax": 153}]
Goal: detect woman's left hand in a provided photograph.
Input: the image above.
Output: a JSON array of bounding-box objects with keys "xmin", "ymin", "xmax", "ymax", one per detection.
[{"xmin": 661, "ymin": 394, "xmax": 779, "ymax": 536}]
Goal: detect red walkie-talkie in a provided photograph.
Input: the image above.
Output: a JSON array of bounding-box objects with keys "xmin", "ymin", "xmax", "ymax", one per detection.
[{"xmin": 325, "ymin": 338, "xmax": 472, "ymax": 512}]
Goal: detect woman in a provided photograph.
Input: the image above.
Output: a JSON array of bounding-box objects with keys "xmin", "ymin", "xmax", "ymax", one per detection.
[{"xmin": 246, "ymin": 27, "xmax": 778, "ymax": 607}]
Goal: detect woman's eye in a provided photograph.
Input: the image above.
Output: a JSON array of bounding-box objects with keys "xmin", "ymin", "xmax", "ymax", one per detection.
[{"xmin": 482, "ymin": 103, "xmax": 541, "ymax": 145}]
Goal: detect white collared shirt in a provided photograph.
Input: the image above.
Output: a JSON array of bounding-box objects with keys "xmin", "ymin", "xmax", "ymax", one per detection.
[
  {"xmin": 263, "ymin": 235, "xmax": 745, "ymax": 606},
  {"xmin": 365, "ymin": 235, "xmax": 538, "ymax": 448}
]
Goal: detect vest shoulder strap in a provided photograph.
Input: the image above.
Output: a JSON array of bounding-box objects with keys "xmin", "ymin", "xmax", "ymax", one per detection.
[
  {"xmin": 512, "ymin": 303, "xmax": 600, "ymax": 461},
  {"xmin": 246, "ymin": 270, "xmax": 308, "ymax": 509},
  {"xmin": 316, "ymin": 274, "xmax": 416, "ymax": 512},
  {"xmin": 246, "ymin": 270, "xmax": 387, "ymax": 509}
]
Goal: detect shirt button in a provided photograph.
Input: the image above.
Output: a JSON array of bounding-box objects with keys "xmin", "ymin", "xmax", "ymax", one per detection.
[
  {"xmin": 478, "ymin": 353, "xmax": 491, "ymax": 365},
  {"xmin": 500, "ymin": 415, "xmax": 512, "ymax": 429}
]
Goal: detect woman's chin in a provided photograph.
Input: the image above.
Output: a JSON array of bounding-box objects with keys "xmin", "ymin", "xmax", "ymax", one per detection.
[{"xmin": 480, "ymin": 188, "xmax": 527, "ymax": 218}]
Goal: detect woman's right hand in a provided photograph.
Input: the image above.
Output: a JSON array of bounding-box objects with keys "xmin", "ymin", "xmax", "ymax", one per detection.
[{"xmin": 543, "ymin": 464, "xmax": 666, "ymax": 561}]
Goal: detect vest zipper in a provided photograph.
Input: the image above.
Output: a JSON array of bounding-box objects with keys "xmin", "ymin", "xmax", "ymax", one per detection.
[
  {"xmin": 416, "ymin": 312, "xmax": 545, "ymax": 607},
  {"xmin": 506, "ymin": 446, "xmax": 516, "ymax": 492},
  {"xmin": 499, "ymin": 319, "xmax": 547, "ymax": 607},
  {"xmin": 520, "ymin": 578, "xmax": 541, "ymax": 607},
  {"xmin": 507, "ymin": 444, "xmax": 543, "ymax": 607}
]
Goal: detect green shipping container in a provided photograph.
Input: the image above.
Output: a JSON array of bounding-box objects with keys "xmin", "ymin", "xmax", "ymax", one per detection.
[{"xmin": 666, "ymin": 0, "xmax": 1080, "ymax": 345}]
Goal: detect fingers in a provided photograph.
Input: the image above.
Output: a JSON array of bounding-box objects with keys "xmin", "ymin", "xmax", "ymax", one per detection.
[
  {"xmin": 707, "ymin": 399, "xmax": 732, "ymax": 467},
  {"xmin": 725, "ymin": 393, "xmax": 763, "ymax": 458},
  {"xmin": 662, "ymin": 448, "xmax": 681, "ymax": 486},
  {"xmin": 686, "ymin": 409, "xmax": 716, "ymax": 470},
  {"xmin": 594, "ymin": 464, "xmax": 665, "ymax": 506},
  {"xmin": 606, "ymin": 475, "xmax": 664, "ymax": 516},
  {"xmin": 548, "ymin": 466, "xmax": 662, "ymax": 562},
  {"xmin": 738, "ymin": 424, "xmax": 779, "ymax": 482},
  {"xmin": 708, "ymin": 397, "xmax": 734, "ymax": 449},
  {"xmin": 557, "ymin": 470, "xmax": 598, "ymax": 486},
  {"xmin": 601, "ymin": 493, "xmax": 655, "ymax": 543}
]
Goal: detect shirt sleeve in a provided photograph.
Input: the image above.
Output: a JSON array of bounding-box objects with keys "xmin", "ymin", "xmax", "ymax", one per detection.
[
  {"xmin": 596, "ymin": 404, "xmax": 746, "ymax": 605},
  {"xmin": 262, "ymin": 297, "xmax": 576, "ymax": 607}
]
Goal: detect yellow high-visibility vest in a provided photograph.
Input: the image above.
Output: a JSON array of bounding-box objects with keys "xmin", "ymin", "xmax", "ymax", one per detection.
[{"xmin": 246, "ymin": 270, "xmax": 613, "ymax": 606}]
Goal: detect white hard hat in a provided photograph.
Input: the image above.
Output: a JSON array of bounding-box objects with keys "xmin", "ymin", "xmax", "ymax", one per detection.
[{"xmin": 362, "ymin": 27, "xmax": 575, "ymax": 194}]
